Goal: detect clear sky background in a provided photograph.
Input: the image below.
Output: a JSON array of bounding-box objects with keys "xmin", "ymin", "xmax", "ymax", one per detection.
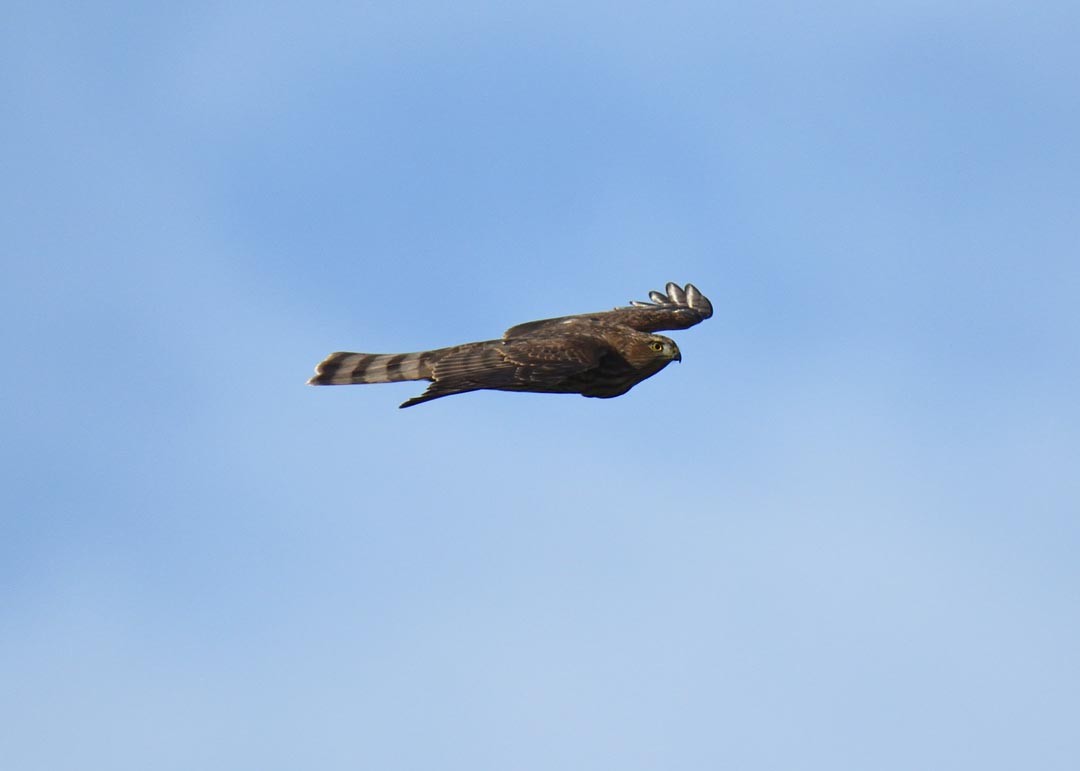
[{"xmin": 4, "ymin": 2, "xmax": 1079, "ymax": 769}]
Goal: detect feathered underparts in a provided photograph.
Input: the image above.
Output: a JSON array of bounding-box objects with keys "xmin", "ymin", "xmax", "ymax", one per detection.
[{"xmin": 308, "ymin": 282, "xmax": 713, "ymax": 408}]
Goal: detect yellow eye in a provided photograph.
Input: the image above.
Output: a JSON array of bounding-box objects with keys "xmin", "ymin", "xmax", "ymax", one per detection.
[{"xmin": 649, "ymin": 341, "xmax": 664, "ymax": 352}]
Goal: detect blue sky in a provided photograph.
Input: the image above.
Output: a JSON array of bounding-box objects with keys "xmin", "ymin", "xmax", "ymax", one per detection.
[{"xmin": 4, "ymin": 2, "xmax": 1079, "ymax": 769}]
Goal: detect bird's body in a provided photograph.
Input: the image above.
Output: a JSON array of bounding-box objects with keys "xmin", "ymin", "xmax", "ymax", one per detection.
[{"xmin": 309, "ymin": 282, "xmax": 712, "ymax": 408}]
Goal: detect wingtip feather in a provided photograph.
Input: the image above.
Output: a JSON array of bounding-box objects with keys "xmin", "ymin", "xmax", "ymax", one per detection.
[
  {"xmin": 665, "ymin": 282, "xmax": 687, "ymax": 304},
  {"xmin": 683, "ymin": 283, "xmax": 713, "ymax": 317}
]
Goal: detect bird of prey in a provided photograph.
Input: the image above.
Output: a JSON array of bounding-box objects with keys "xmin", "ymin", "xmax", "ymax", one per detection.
[{"xmin": 308, "ymin": 282, "xmax": 712, "ymax": 408}]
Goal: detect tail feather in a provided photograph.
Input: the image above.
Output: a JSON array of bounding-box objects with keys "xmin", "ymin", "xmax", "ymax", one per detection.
[{"xmin": 308, "ymin": 350, "xmax": 439, "ymax": 386}]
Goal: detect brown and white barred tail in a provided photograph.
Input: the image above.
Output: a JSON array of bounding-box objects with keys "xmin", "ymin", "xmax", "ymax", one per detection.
[{"xmin": 308, "ymin": 349, "xmax": 444, "ymax": 386}]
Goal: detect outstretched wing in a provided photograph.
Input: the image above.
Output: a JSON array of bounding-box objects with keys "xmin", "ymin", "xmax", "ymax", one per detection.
[
  {"xmin": 503, "ymin": 282, "xmax": 713, "ymax": 338},
  {"xmin": 399, "ymin": 336, "xmax": 606, "ymax": 407},
  {"xmin": 436, "ymin": 338, "xmax": 603, "ymax": 386}
]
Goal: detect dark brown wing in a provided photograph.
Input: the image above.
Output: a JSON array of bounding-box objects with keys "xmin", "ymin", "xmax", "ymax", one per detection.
[
  {"xmin": 503, "ymin": 282, "xmax": 713, "ymax": 338},
  {"xmin": 436, "ymin": 338, "xmax": 603, "ymax": 385},
  {"xmin": 399, "ymin": 336, "xmax": 606, "ymax": 407}
]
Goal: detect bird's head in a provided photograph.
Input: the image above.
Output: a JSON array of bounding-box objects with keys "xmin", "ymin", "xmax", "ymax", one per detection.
[{"xmin": 632, "ymin": 334, "xmax": 681, "ymax": 367}]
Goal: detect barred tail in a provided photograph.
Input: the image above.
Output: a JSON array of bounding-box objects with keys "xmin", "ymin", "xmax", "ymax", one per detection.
[{"xmin": 308, "ymin": 349, "xmax": 441, "ymax": 386}]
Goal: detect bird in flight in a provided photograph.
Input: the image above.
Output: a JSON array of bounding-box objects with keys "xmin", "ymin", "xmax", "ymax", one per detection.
[{"xmin": 308, "ymin": 282, "xmax": 713, "ymax": 408}]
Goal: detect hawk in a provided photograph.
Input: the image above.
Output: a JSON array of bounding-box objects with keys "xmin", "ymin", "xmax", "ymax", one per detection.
[{"xmin": 308, "ymin": 282, "xmax": 713, "ymax": 408}]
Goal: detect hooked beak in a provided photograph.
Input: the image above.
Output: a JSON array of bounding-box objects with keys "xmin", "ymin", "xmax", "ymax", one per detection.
[{"xmin": 674, "ymin": 350, "xmax": 682, "ymax": 363}]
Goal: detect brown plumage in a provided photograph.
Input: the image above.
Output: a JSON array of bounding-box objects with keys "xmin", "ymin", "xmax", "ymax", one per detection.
[{"xmin": 308, "ymin": 282, "xmax": 713, "ymax": 408}]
